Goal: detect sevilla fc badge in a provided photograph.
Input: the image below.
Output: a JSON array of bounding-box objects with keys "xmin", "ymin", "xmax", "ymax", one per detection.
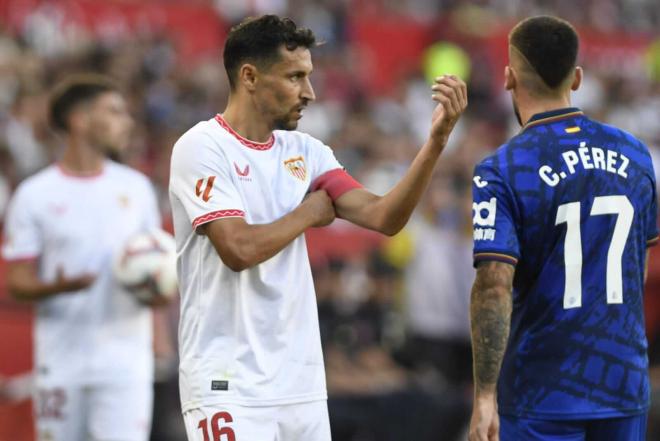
[{"xmin": 284, "ymin": 156, "xmax": 307, "ymax": 181}]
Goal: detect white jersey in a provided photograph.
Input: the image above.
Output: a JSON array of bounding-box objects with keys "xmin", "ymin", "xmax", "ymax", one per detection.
[
  {"xmin": 169, "ymin": 115, "xmax": 345, "ymax": 411},
  {"xmin": 2, "ymin": 161, "xmax": 160, "ymax": 384}
]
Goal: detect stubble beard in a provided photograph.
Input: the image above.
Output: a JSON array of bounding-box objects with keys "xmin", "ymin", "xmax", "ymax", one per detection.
[{"xmin": 273, "ymin": 116, "xmax": 298, "ymax": 131}]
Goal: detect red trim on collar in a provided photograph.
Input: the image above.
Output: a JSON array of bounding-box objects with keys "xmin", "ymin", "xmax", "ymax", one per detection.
[
  {"xmin": 56, "ymin": 162, "xmax": 105, "ymax": 179},
  {"xmin": 215, "ymin": 114, "xmax": 275, "ymax": 151}
]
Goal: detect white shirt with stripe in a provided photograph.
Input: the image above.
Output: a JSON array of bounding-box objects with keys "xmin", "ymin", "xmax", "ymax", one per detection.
[
  {"xmin": 169, "ymin": 115, "xmax": 346, "ymax": 411},
  {"xmin": 2, "ymin": 161, "xmax": 160, "ymax": 384}
]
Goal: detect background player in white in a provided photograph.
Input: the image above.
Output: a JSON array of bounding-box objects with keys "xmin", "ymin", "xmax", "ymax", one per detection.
[
  {"xmin": 2, "ymin": 74, "xmax": 161, "ymax": 441},
  {"xmin": 169, "ymin": 15, "xmax": 467, "ymax": 440}
]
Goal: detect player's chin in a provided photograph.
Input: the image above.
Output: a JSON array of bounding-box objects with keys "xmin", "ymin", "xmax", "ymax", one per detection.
[
  {"xmin": 103, "ymin": 141, "xmax": 129, "ymax": 160},
  {"xmin": 274, "ymin": 117, "xmax": 299, "ymax": 131}
]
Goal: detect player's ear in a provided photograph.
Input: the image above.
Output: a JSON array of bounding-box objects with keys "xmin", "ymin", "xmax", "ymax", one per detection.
[
  {"xmin": 68, "ymin": 107, "xmax": 89, "ymax": 134},
  {"xmin": 570, "ymin": 66, "xmax": 582, "ymax": 91},
  {"xmin": 239, "ymin": 63, "xmax": 259, "ymax": 92},
  {"xmin": 504, "ymin": 65, "xmax": 516, "ymax": 91}
]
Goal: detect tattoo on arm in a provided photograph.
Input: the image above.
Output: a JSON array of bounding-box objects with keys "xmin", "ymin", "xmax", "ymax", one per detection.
[{"xmin": 470, "ymin": 261, "xmax": 514, "ymax": 396}]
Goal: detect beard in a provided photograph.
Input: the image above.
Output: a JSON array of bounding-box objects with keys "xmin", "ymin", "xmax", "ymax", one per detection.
[
  {"xmin": 273, "ymin": 116, "xmax": 298, "ymax": 131},
  {"xmin": 104, "ymin": 148, "xmax": 123, "ymax": 163},
  {"xmin": 512, "ymin": 98, "xmax": 523, "ymax": 126}
]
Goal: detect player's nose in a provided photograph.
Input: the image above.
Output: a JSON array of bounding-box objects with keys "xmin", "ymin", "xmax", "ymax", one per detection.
[{"xmin": 301, "ymin": 77, "xmax": 315, "ymax": 102}]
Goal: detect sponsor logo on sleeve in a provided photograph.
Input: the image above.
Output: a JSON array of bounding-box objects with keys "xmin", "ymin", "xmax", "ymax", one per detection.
[
  {"xmin": 473, "ymin": 197, "xmax": 497, "ymax": 241},
  {"xmin": 195, "ymin": 176, "xmax": 216, "ymax": 202}
]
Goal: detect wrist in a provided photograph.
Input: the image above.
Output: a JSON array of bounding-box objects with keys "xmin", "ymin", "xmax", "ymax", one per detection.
[
  {"xmin": 474, "ymin": 387, "xmax": 497, "ymax": 401},
  {"xmin": 296, "ymin": 201, "xmax": 318, "ymax": 228},
  {"xmin": 428, "ymin": 134, "xmax": 448, "ymax": 150}
]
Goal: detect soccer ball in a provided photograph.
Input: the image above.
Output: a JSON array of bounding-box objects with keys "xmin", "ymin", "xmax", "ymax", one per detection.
[{"xmin": 113, "ymin": 228, "xmax": 178, "ymax": 304}]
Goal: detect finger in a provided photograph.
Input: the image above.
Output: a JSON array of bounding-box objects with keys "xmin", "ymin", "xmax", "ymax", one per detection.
[
  {"xmin": 432, "ymin": 95, "xmax": 456, "ymax": 119},
  {"xmin": 491, "ymin": 415, "xmax": 500, "ymax": 441},
  {"xmin": 475, "ymin": 429, "xmax": 487, "ymax": 441},
  {"xmin": 431, "ymin": 84, "xmax": 461, "ymax": 115},
  {"xmin": 435, "ymin": 76, "xmax": 467, "ymax": 111},
  {"xmin": 460, "ymin": 78, "xmax": 468, "ymax": 109},
  {"xmin": 438, "ymin": 76, "xmax": 467, "ymax": 111}
]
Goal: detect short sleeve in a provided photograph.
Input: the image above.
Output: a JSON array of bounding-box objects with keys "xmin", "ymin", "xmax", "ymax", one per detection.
[
  {"xmin": 307, "ymin": 136, "xmax": 362, "ymax": 200},
  {"xmin": 2, "ymin": 184, "xmax": 43, "ymax": 261},
  {"xmin": 472, "ymin": 162, "xmax": 520, "ymax": 267},
  {"xmin": 169, "ymin": 132, "xmax": 245, "ymax": 230}
]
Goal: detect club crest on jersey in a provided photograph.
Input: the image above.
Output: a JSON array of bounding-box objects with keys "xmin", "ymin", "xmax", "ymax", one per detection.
[
  {"xmin": 284, "ymin": 156, "xmax": 307, "ymax": 181},
  {"xmin": 118, "ymin": 194, "xmax": 131, "ymax": 209}
]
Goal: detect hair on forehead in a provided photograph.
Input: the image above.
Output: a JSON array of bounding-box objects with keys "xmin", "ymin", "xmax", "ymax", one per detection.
[
  {"xmin": 49, "ymin": 73, "xmax": 119, "ymax": 132},
  {"xmin": 223, "ymin": 14, "xmax": 317, "ymax": 90},
  {"xmin": 509, "ymin": 15, "xmax": 578, "ymax": 90}
]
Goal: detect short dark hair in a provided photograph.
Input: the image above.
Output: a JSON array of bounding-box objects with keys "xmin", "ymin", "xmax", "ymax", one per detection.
[
  {"xmin": 49, "ymin": 74, "xmax": 118, "ymax": 132},
  {"xmin": 223, "ymin": 15, "xmax": 316, "ymax": 90},
  {"xmin": 509, "ymin": 16, "xmax": 579, "ymax": 90}
]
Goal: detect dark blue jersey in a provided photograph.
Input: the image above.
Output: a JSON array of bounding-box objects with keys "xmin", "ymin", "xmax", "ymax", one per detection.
[{"xmin": 472, "ymin": 107, "xmax": 658, "ymax": 419}]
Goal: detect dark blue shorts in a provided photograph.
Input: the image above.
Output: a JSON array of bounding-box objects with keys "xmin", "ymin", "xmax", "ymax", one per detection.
[{"xmin": 499, "ymin": 413, "xmax": 647, "ymax": 441}]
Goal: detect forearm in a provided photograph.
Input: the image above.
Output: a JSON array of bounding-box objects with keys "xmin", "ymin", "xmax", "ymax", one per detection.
[
  {"xmin": 375, "ymin": 141, "xmax": 443, "ymax": 234},
  {"xmin": 207, "ymin": 205, "xmax": 317, "ymax": 272},
  {"xmin": 236, "ymin": 210, "xmax": 314, "ymax": 267},
  {"xmin": 10, "ymin": 278, "xmax": 69, "ymax": 301},
  {"xmin": 7, "ymin": 261, "xmax": 94, "ymax": 301},
  {"xmin": 337, "ymin": 139, "xmax": 444, "ymax": 235},
  {"xmin": 470, "ymin": 262, "xmax": 514, "ymax": 397}
]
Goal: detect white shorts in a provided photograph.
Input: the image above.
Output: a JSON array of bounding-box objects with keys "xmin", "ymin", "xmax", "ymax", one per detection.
[
  {"xmin": 183, "ymin": 400, "xmax": 331, "ymax": 441},
  {"xmin": 35, "ymin": 380, "xmax": 153, "ymax": 441}
]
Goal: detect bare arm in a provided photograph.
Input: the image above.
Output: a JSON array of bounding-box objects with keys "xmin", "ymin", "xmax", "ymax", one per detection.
[
  {"xmin": 334, "ymin": 75, "xmax": 467, "ymax": 235},
  {"xmin": 468, "ymin": 260, "xmax": 514, "ymax": 441},
  {"xmin": 202, "ymin": 190, "xmax": 334, "ymax": 272},
  {"xmin": 470, "ymin": 260, "xmax": 514, "ymax": 397},
  {"xmin": 645, "ymin": 248, "xmax": 650, "ymax": 283},
  {"xmin": 7, "ymin": 260, "xmax": 95, "ymax": 301}
]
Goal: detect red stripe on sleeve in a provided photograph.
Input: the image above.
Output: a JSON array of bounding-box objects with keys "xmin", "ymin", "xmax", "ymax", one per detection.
[
  {"xmin": 192, "ymin": 209, "xmax": 245, "ymax": 229},
  {"xmin": 310, "ymin": 169, "xmax": 363, "ymax": 201}
]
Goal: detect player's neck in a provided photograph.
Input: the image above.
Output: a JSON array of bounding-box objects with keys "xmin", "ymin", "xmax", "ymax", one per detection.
[
  {"xmin": 59, "ymin": 139, "xmax": 105, "ymax": 175},
  {"xmin": 517, "ymin": 95, "xmax": 572, "ymax": 126},
  {"xmin": 222, "ymin": 100, "xmax": 273, "ymax": 143}
]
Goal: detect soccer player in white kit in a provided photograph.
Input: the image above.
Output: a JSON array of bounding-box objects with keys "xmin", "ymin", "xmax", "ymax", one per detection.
[
  {"xmin": 2, "ymin": 75, "xmax": 160, "ymax": 441},
  {"xmin": 169, "ymin": 15, "xmax": 467, "ymax": 440}
]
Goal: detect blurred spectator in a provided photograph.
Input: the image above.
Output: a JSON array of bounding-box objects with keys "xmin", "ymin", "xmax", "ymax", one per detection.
[
  {"xmin": 2, "ymin": 86, "xmax": 48, "ymax": 180},
  {"xmin": 392, "ymin": 172, "xmax": 474, "ymax": 388},
  {"xmin": 317, "ymin": 254, "xmax": 469, "ymax": 441}
]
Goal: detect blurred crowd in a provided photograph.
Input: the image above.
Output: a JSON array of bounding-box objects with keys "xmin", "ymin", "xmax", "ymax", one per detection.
[{"xmin": 0, "ymin": 0, "xmax": 659, "ymax": 440}]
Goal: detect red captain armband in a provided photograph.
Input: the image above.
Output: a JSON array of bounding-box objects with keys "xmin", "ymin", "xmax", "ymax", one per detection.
[{"xmin": 310, "ymin": 168, "xmax": 363, "ymax": 201}]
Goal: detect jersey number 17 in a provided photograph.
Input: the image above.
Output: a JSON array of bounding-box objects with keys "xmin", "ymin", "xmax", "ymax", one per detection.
[{"xmin": 555, "ymin": 195, "xmax": 633, "ymax": 309}]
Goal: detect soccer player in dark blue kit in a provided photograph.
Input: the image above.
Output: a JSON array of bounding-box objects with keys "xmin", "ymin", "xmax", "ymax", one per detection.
[{"xmin": 468, "ymin": 16, "xmax": 658, "ymax": 441}]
